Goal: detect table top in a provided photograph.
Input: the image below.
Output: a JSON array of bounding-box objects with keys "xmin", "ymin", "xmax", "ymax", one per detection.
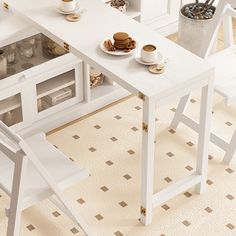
[
  {"xmin": 5, "ymin": 0, "xmax": 214, "ymax": 98},
  {"xmin": 0, "ymin": 0, "xmax": 38, "ymax": 47}
]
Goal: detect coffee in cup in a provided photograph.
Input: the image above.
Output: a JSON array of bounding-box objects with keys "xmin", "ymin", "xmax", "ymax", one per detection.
[
  {"xmin": 59, "ymin": 0, "xmax": 76, "ymax": 12},
  {"xmin": 140, "ymin": 44, "xmax": 158, "ymax": 63}
]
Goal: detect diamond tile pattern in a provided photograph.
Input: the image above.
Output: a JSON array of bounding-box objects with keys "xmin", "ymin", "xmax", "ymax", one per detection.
[
  {"xmin": 101, "ymin": 186, "xmax": 109, "ymax": 192},
  {"xmin": 52, "ymin": 211, "xmax": 61, "ymax": 217},
  {"xmin": 70, "ymin": 227, "xmax": 79, "ymax": 234},
  {"xmin": 226, "ymin": 194, "xmax": 234, "ymax": 200},
  {"xmin": 123, "ymin": 174, "xmax": 132, "ymax": 180},
  {"xmin": 182, "ymin": 220, "xmax": 191, "ymax": 227},
  {"xmin": 205, "ymin": 207, "xmax": 213, "ymax": 213},
  {"xmin": 105, "ymin": 160, "xmax": 114, "ymax": 166},
  {"xmin": 1, "ymin": 89, "xmax": 236, "ymax": 236},
  {"xmin": 184, "ymin": 192, "xmax": 192, "ymax": 198},
  {"xmin": 119, "ymin": 201, "xmax": 128, "ymax": 208},
  {"xmin": 27, "ymin": 225, "xmax": 35, "ymax": 231},
  {"xmin": 77, "ymin": 198, "xmax": 85, "ymax": 204},
  {"xmin": 95, "ymin": 214, "xmax": 104, "ymax": 221}
]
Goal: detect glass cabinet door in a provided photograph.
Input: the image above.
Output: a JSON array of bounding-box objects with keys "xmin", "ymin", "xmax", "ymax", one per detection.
[
  {"xmin": 0, "ymin": 93, "xmax": 23, "ymax": 127},
  {"xmin": 36, "ymin": 69, "xmax": 76, "ymax": 112}
]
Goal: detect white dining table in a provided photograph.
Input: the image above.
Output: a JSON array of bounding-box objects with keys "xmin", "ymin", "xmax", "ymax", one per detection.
[{"xmin": 5, "ymin": 0, "xmax": 215, "ymax": 226}]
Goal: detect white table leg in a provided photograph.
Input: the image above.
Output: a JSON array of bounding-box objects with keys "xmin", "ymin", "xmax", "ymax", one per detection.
[
  {"xmin": 140, "ymin": 97, "xmax": 156, "ymax": 225},
  {"xmin": 196, "ymin": 79, "xmax": 214, "ymax": 194},
  {"xmin": 170, "ymin": 94, "xmax": 190, "ymax": 129}
]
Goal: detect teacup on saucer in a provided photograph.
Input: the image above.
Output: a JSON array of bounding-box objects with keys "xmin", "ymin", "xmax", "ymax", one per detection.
[
  {"xmin": 140, "ymin": 44, "xmax": 158, "ymax": 63},
  {"xmin": 56, "ymin": 2, "xmax": 80, "ymax": 15},
  {"xmin": 135, "ymin": 52, "xmax": 163, "ymax": 65},
  {"xmin": 59, "ymin": 0, "xmax": 76, "ymax": 12}
]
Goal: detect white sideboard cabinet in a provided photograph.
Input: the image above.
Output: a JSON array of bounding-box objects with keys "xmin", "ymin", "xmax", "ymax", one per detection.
[{"xmin": 0, "ymin": 6, "xmax": 129, "ymax": 136}]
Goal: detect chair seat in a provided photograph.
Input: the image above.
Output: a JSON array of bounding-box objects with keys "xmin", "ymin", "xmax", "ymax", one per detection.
[
  {"xmin": 207, "ymin": 45, "xmax": 236, "ymax": 104},
  {"xmin": 0, "ymin": 133, "xmax": 89, "ymax": 209}
]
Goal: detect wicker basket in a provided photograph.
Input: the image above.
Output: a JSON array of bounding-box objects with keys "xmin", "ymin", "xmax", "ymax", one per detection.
[{"xmin": 90, "ymin": 68, "xmax": 105, "ymax": 88}]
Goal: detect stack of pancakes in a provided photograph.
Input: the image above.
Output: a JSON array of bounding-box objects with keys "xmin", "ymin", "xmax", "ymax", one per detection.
[{"xmin": 113, "ymin": 32, "xmax": 129, "ymax": 50}]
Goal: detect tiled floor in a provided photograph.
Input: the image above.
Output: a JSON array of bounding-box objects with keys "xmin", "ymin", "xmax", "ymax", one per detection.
[
  {"xmin": 1, "ymin": 93, "xmax": 236, "ymax": 236},
  {"xmin": 1, "ymin": 19, "xmax": 236, "ymax": 236}
]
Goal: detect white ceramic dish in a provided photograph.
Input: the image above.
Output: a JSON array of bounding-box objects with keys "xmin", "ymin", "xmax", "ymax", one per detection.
[
  {"xmin": 100, "ymin": 40, "xmax": 137, "ymax": 56},
  {"xmin": 135, "ymin": 52, "xmax": 163, "ymax": 65},
  {"xmin": 56, "ymin": 3, "xmax": 80, "ymax": 15}
]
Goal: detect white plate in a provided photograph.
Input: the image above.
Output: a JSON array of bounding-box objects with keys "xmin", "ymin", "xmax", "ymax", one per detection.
[
  {"xmin": 100, "ymin": 40, "xmax": 136, "ymax": 56},
  {"xmin": 56, "ymin": 3, "xmax": 80, "ymax": 15},
  {"xmin": 135, "ymin": 52, "xmax": 163, "ymax": 65}
]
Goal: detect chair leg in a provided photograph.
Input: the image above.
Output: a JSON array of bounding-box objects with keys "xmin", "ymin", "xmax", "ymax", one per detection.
[
  {"xmin": 48, "ymin": 195, "xmax": 93, "ymax": 236},
  {"xmin": 7, "ymin": 157, "xmax": 28, "ymax": 236},
  {"xmin": 20, "ymin": 141, "xmax": 93, "ymax": 236},
  {"xmin": 170, "ymin": 94, "xmax": 190, "ymax": 129},
  {"xmin": 223, "ymin": 130, "xmax": 236, "ymax": 165}
]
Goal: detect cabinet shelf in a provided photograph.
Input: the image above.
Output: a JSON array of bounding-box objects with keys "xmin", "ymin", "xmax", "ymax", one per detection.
[
  {"xmin": 37, "ymin": 70, "xmax": 75, "ymax": 99},
  {"xmin": 90, "ymin": 80, "xmax": 122, "ymax": 101},
  {"xmin": 125, "ymin": 8, "xmax": 141, "ymax": 18},
  {"xmin": 0, "ymin": 96, "xmax": 21, "ymax": 116}
]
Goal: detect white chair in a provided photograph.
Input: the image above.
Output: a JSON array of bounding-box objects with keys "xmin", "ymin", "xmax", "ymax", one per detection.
[
  {"xmin": 0, "ymin": 121, "xmax": 93, "ymax": 236},
  {"xmin": 171, "ymin": 0, "xmax": 236, "ymax": 165}
]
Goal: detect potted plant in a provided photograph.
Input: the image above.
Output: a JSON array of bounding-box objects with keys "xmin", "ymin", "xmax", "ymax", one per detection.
[{"xmin": 178, "ymin": 0, "xmax": 216, "ymax": 56}]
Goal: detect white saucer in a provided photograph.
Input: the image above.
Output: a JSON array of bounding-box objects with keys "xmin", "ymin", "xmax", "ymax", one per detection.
[
  {"xmin": 56, "ymin": 3, "xmax": 80, "ymax": 15},
  {"xmin": 135, "ymin": 52, "xmax": 163, "ymax": 65},
  {"xmin": 100, "ymin": 39, "xmax": 137, "ymax": 56}
]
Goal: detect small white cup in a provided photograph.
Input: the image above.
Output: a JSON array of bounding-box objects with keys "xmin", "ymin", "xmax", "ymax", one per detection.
[
  {"xmin": 140, "ymin": 44, "xmax": 158, "ymax": 63},
  {"xmin": 59, "ymin": 0, "xmax": 76, "ymax": 12}
]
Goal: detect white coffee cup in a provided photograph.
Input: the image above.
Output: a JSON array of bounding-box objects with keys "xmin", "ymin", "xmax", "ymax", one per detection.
[
  {"xmin": 59, "ymin": 0, "xmax": 76, "ymax": 12},
  {"xmin": 140, "ymin": 44, "xmax": 158, "ymax": 63}
]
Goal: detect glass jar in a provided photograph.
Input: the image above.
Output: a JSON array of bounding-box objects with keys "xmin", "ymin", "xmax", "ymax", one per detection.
[
  {"xmin": 0, "ymin": 49, "xmax": 7, "ymax": 79},
  {"xmin": 7, "ymin": 43, "xmax": 17, "ymax": 64},
  {"xmin": 20, "ymin": 42, "xmax": 34, "ymax": 58}
]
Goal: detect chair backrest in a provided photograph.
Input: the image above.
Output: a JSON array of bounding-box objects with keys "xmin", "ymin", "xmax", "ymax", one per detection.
[
  {"xmin": 0, "ymin": 121, "xmax": 24, "ymax": 161},
  {"xmin": 199, "ymin": 0, "xmax": 236, "ymax": 58}
]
